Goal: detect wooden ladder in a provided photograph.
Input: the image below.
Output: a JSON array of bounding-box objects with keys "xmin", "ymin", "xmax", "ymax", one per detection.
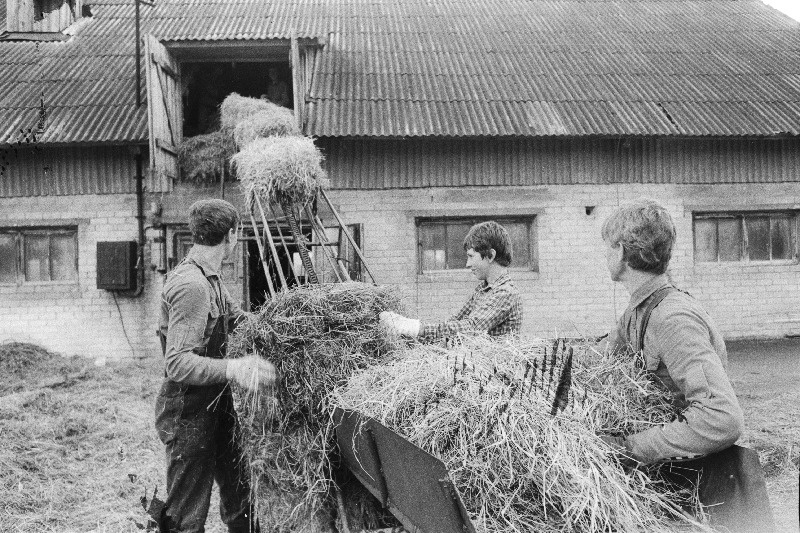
[{"xmin": 246, "ymin": 189, "xmax": 376, "ymax": 297}]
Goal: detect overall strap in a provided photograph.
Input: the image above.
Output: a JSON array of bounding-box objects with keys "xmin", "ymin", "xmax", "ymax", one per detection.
[{"xmin": 635, "ymin": 285, "xmax": 676, "ymax": 353}]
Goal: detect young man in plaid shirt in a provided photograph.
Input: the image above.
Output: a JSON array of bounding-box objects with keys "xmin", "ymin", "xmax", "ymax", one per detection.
[{"xmin": 380, "ymin": 221, "xmax": 523, "ymax": 341}]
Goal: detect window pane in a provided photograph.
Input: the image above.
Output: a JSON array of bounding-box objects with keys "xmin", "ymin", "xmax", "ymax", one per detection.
[
  {"xmin": 746, "ymin": 217, "xmax": 770, "ymax": 261},
  {"xmin": 504, "ymin": 222, "xmax": 530, "ymax": 267},
  {"xmin": 770, "ymin": 217, "xmax": 793, "ymax": 260},
  {"xmin": 445, "ymin": 223, "xmax": 471, "ymax": 270},
  {"xmin": 50, "ymin": 233, "xmax": 77, "ymax": 281},
  {"xmin": 24, "ymin": 234, "xmax": 50, "ymax": 281},
  {"xmin": 420, "ymin": 224, "xmax": 446, "ymax": 271},
  {"xmin": 0, "ymin": 234, "xmax": 16, "ymax": 283},
  {"xmin": 717, "ymin": 218, "xmax": 742, "ymax": 262},
  {"xmin": 693, "ymin": 219, "xmax": 717, "ymax": 262}
]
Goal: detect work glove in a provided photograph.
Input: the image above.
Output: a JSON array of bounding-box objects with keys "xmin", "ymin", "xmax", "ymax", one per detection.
[
  {"xmin": 226, "ymin": 356, "xmax": 278, "ymax": 391},
  {"xmin": 600, "ymin": 434, "xmax": 639, "ymax": 469},
  {"xmin": 379, "ymin": 311, "xmax": 421, "ymax": 337}
]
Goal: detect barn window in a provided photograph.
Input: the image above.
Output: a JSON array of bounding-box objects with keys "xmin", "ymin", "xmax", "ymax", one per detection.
[
  {"xmin": 0, "ymin": 227, "xmax": 78, "ymax": 284},
  {"xmin": 693, "ymin": 212, "xmax": 798, "ymax": 263},
  {"xmin": 417, "ymin": 217, "xmax": 537, "ymax": 273}
]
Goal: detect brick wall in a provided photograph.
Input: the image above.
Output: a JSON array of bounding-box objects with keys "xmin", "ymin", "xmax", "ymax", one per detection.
[
  {"xmin": 326, "ymin": 182, "xmax": 800, "ymax": 340},
  {"xmin": 2, "ymin": 181, "xmax": 798, "ymax": 360},
  {"xmin": 0, "ymin": 193, "xmax": 163, "ymax": 359}
]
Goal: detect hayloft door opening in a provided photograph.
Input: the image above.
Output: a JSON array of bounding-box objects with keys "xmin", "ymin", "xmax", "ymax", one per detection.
[{"xmin": 182, "ymin": 62, "xmax": 292, "ymax": 137}]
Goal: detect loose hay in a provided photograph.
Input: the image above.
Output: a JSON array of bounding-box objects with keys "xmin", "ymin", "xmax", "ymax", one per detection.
[
  {"xmin": 233, "ymin": 108, "xmax": 300, "ymax": 148},
  {"xmin": 232, "ymin": 136, "xmax": 330, "ymax": 207},
  {"xmin": 334, "ymin": 336, "xmax": 709, "ymax": 533},
  {"xmin": 226, "ymin": 282, "xmax": 404, "ymax": 531},
  {"xmin": 176, "ymin": 130, "xmax": 236, "ymax": 184}
]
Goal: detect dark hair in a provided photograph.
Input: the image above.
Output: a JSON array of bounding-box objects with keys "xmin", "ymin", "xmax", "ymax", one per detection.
[
  {"xmin": 463, "ymin": 221, "xmax": 513, "ymax": 267},
  {"xmin": 188, "ymin": 199, "xmax": 240, "ymax": 246},
  {"xmin": 601, "ymin": 199, "xmax": 675, "ymax": 274}
]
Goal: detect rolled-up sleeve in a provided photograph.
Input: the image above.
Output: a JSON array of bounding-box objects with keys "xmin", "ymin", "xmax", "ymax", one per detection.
[
  {"xmin": 625, "ymin": 307, "xmax": 744, "ymax": 463},
  {"xmin": 163, "ymin": 280, "xmax": 228, "ymax": 385}
]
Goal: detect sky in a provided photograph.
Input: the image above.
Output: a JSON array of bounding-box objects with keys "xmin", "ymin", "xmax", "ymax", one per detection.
[{"xmin": 762, "ymin": 0, "xmax": 800, "ymax": 21}]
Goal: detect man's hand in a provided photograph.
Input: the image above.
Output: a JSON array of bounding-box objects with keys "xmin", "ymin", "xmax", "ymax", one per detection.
[
  {"xmin": 379, "ymin": 311, "xmax": 421, "ymax": 337},
  {"xmin": 600, "ymin": 434, "xmax": 639, "ymax": 469},
  {"xmin": 226, "ymin": 356, "xmax": 278, "ymax": 391}
]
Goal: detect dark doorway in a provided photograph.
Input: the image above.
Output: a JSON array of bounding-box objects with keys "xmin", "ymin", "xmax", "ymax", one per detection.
[
  {"xmin": 244, "ymin": 222, "xmax": 312, "ymax": 311},
  {"xmin": 182, "ymin": 61, "xmax": 293, "ymax": 137}
]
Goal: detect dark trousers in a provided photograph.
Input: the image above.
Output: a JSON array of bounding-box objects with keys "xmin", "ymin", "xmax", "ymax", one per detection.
[
  {"xmin": 155, "ymin": 379, "xmax": 257, "ymax": 533},
  {"xmin": 661, "ymin": 445, "xmax": 775, "ymax": 533}
]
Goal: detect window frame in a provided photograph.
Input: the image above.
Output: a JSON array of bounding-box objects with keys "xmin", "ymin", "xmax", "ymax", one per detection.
[
  {"xmin": 692, "ymin": 211, "xmax": 799, "ymax": 264},
  {"xmin": 0, "ymin": 226, "xmax": 79, "ymax": 285},
  {"xmin": 415, "ymin": 216, "xmax": 538, "ymax": 274}
]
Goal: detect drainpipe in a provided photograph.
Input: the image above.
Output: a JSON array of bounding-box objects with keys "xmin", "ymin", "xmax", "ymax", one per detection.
[
  {"xmin": 132, "ymin": 148, "xmax": 146, "ymax": 296},
  {"xmin": 134, "ymin": 0, "xmax": 141, "ymax": 108}
]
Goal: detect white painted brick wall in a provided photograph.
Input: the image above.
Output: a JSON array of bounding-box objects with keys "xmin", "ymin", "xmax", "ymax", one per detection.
[
  {"xmin": 0, "ymin": 194, "xmax": 162, "ymax": 359},
  {"xmin": 2, "ymin": 182, "xmax": 799, "ymax": 360},
  {"xmin": 328, "ymin": 183, "xmax": 800, "ymax": 340}
]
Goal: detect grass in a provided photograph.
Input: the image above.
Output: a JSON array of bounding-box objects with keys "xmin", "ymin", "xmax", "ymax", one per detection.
[{"xmin": 0, "ymin": 340, "xmax": 797, "ymax": 532}]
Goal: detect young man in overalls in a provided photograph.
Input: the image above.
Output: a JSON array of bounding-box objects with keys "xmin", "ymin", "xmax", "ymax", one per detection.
[
  {"xmin": 156, "ymin": 199, "xmax": 276, "ymax": 533},
  {"xmin": 600, "ymin": 199, "xmax": 773, "ymax": 533}
]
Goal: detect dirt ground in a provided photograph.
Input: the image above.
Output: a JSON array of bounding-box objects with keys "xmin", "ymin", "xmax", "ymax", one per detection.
[
  {"xmin": 727, "ymin": 338, "xmax": 800, "ymax": 533},
  {"xmin": 0, "ymin": 339, "xmax": 797, "ymax": 532}
]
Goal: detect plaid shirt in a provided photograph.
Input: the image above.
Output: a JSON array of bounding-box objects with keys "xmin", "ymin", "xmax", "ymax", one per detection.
[{"xmin": 419, "ymin": 273, "xmax": 523, "ymax": 342}]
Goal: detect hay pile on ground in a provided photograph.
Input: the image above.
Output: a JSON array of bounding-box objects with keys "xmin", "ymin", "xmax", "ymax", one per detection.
[
  {"xmin": 233, "ymin": 108, "xmax": 299, "ymax": 148},
  {"xmin": 232, "ymin": 135, "xmax": 329, "ymax": 207},
  {"xmin": 334, "ymin": 336, "xmax": 707, "ymax": 533},
  {"xmin": 226, "ymin": 282, "xmax": 404, "ymax": 531},
  {"xmin": 0, "ymin": 342, "xmax": 82, "ymax": 395},
  {"xmin": 176, "ymin": 130, "xmax": 237, "ymax": 184}
]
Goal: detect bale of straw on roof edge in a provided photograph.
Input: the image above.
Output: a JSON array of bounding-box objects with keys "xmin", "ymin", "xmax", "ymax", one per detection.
[
  {"xmin": 333, "ymin": 336, "xmax": 709, "ymax": 533},
  {"xmin": 176, "ymin": 130, "xmax": 236, "ymax": 184},
  {"xmin": 233, "ymin": 107, "xmax": 300, "ymax": 148},
  {"xmin": 231, "ymin": 135, "xmax": 330, "ymax": 207},
  {"xmin": 227, "ymin": 282, "xmax": 405, "ymax": 531},
  {"xmin": 220, "ymin": 92, "xmax": 276, "ymax": 130}
]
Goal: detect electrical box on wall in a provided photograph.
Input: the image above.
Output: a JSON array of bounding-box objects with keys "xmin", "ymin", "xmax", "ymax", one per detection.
[{"xmin": 97, "ymin": 241, "xmax": 138, "ymax": 291}]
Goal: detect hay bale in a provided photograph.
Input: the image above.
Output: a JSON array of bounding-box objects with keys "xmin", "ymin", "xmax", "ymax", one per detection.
[
  {"xmin": 176, "ymin": 130, "xmax": 236, "ymax": 184},
  {"xmin": 227, "ymin": 282, "xmax": 404, "ymax": 530},
  {"xmin": 333, "ymin": 336, "xmax": 708, "ymax": 533},
  {"xmin": 231, "ymin": 136, "xmax": 330, "ymax": 207},
  {"xmin": 233, "ymin": 108, "xmax": 300, "ymax": 148},
  {"xmin": 221, "ymin": 93, "xmax": 276, "ymax": 130}
]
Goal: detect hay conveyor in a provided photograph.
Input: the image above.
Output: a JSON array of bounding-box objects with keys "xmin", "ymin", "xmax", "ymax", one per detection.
[
  {"xmin": 333, "ymin": 408, "xmax": 476, "ymax": 533},
  {"xmin": 246, "ymin": 179, "xmax": 474, "ymax": 532}
]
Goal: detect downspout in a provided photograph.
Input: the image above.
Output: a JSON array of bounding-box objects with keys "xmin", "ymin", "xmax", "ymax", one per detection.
[
  {"xmin": 132, "ymin": 148, "xmax": 146, "ymax": 297},
  {"xmin": 134, "ymin": 0, "xmax": 141, "ymax": 108},
  {"xmin": 132, "ymin": 0, "xmax": 145, "ymax": 296}
]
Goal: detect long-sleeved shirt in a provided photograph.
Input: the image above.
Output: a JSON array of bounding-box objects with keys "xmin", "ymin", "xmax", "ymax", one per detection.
[
  {"xmin": 158, "ymin": 248, "xmax": 246, "ymax": 385},
  {"xmin": 418, "ymin": 272, "xmax": 523, "ymax": 342},
  {"xmin": 608, "ymin": 274, "xmax": 744, "ymax": 464}
]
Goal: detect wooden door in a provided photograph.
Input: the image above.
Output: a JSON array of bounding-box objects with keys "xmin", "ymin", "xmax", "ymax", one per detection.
[{"xmin": 145, "ymin": 35, "xmax": 181, "ymax": 190}]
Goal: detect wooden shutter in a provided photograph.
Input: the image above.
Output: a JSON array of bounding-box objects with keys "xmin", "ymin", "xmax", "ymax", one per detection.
[{"xmin": 145, "ymin": 35, "xmax": 181, "ymax": 190}]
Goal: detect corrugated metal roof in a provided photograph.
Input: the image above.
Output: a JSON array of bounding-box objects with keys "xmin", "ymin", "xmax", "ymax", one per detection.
[{"xmin": 2, "ymin": 0, "xmax": 800, "ymax": 142}]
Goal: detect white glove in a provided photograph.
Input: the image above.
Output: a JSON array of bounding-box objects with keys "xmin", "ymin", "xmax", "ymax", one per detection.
[
  {"xmin": 379, "ymin": 311, "xmax": 421, "ymax": 337},
  {"xmin": 226, "ymin": 356, "xmax": 278, "ymax": 391}
]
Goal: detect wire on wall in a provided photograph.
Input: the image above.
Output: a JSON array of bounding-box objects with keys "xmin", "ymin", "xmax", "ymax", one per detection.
[{"xmin": 112, "ymin": 292, "xmax": 137, "ymax": 358}]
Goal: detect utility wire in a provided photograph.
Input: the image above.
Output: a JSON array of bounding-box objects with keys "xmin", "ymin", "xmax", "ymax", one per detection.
[{"xmin": 112, "ymin": 291, "xmax": 137, "ymax": 358}]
